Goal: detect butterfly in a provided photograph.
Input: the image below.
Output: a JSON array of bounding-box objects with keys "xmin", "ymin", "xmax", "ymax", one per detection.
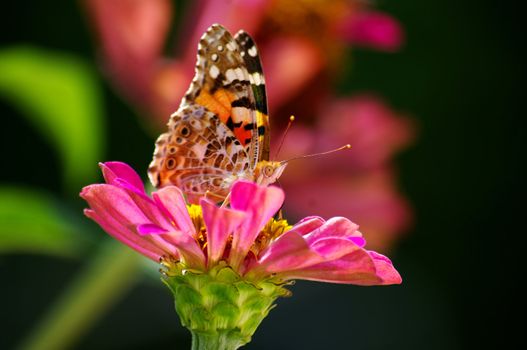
[{"xmin": 148, "ymin": 24, "xmax": 287, "ymax": 204}]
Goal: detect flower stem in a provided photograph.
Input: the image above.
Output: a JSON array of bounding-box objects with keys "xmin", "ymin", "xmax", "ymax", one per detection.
[
  {"xmin": 17, "ymin": 239, "xmax": 141, "ymax": 350},
  {"xmin": 191, "ymin": 331, "xmax": 244, "ymax": 350}
]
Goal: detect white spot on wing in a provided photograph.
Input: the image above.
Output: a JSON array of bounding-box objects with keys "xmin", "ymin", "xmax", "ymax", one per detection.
[
  {"xmin": 231, "ymin": 106, "xmax": 251, "ymax": 123},
  {"xmin": 226, "ymin": 42, "xmax": 236, "ymax": 51},
  {"xmin": 211, "ymin": 53, "xmax": 218, "ymax": 61},
  {"xmin": 235, "ymin": 68, "xmax": 246, "ymax": 81},
  {"xmin": 225, "ymin": 69, "xmax": 237, "ymax": 83},
  {"xmin": 250, "ymin": 72, "xmax": 264, "ymax": 85},
  {"xmin": 248, "ymin": 45, "xmax": 257, "ymax": 57},
  {"xmin": 209, "ymin": 65, "xmax": 220, "ymax": 79}
]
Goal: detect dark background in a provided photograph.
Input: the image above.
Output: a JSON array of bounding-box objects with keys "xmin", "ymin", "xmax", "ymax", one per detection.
[{"xmin": 1, "ymin": 1, "xmax": 524, "ymax": 349}]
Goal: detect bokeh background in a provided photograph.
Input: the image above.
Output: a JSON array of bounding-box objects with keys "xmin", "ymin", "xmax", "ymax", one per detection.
[{"xmin": 1, "ymin": 0, "xmax": 524, "ymax": 349}]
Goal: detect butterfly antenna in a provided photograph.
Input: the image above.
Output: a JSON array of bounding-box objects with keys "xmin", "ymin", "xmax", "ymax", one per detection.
[
  {"xmin": 274, "ymin": 115, "xmax": 295, "ymax": 159},
  {"xmin": 280, "ymin": 144, "xmax": 351, "ymax": 164},
  {"xmin": 220, "ymin": 192, "xmax": 231, "ymax": 208}
]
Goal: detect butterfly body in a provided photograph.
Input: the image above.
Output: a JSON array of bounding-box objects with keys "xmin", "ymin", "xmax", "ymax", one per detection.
[{"xmin": 148, "ymin": 24, "xmax": 285, "ymax": 203}]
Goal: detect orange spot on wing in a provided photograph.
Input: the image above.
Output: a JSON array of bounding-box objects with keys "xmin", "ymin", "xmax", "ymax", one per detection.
[
  {"xmin": 195, "ymin": 91, "xmax": 230, "ymax": 121},
  {"xmin": 195, "ymin": 88, "xmax": 254, "ymax": 145},
  {"xmin": 195, "ymin": 88, "xmax": 239, "ymax": 125}
]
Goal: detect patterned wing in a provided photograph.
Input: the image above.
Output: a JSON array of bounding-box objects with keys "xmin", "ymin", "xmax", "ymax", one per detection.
[
  {"xmin": 148, "ymin": 24, "xmax": 269, "ymax": 203},
  {"xmin": 234, "ymin": 30, "xmax": 270, "ymax": 161},
  {"xmin": 148, "ymin": 102, "xmax": 250, "ymax": 203},
  {"xmin": 182, "ymin": 24, "xmax": 262, "ymax": 168}
]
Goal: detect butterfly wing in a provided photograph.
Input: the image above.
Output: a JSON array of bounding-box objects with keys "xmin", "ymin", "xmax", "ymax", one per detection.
[
  {"xmin": 148, "ymin": 24, "xmax": 265, "ymax": 202},
  {"xmin": 148, "ymin": 102, "xmax": 250, "ymax": 203},
  {"xmin": 183, "ymin": 24, "xmax": 262, "ymax": 168},
  {"xmin": 234, "ymin": 30, "xmax": 270, "ymax": 162}
]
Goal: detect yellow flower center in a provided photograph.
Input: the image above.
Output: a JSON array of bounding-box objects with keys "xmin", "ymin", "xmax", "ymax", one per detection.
[{"xmin": 187, "ymin": 204, "xmax": 291, "ymax": 258}]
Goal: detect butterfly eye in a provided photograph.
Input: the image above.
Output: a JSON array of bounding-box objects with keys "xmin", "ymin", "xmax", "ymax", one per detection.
[{"xmin": 263, "ymin": 166, "xmax": 274, "ymax": 177}]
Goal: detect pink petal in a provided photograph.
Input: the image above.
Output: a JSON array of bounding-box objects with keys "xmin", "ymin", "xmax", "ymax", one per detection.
[
  {"xmin": 110, "ymin": 181, "xmax": 174, "ymax": 233},
  {"xmin": 137, "ymin": 223, "xmax": 168, "ymax": 235},
  {"xmin": 229, "ymin": 181, "xmax": 284, "ymax": 269},
  {"xmin": 368, "ymin": 251, "xmax": 402, "ymax": 285},
  {"xmin": 309, "ymin": 237, "xmax": 361, "ymax": 261},
  {"xmin": 81, "ymin": 184, "xmax": 149, "ymax": 225},
  {"xmin": 153, "ymin": 186, "xmax": 195, "ymax": 237},
  {"xmin": 200, "ymin": 198, "xmax": 246, "ymax": 266},
  {"xmin": 263, "ymin": 37, "xmax": 324, "ymax": 112},
  {"xmin": 161, "ymin": 230, "xmax": 206, "ymax": 270},
  {"xmin": 85, "ymin": 209, "xmax": 164, "ymax": 260},
  {"xmin": 253, "ymin": 230, "xmax": 323, "ymax": 276},
  {"xmin": 81, "ymin": 184, "xmax": 176, "ymax": 260},
  {"xmin": 254, "ymin": 220, "xmax": 361, "ymax": 275},
  {"xmin": 338, "ymin": 11, "xmax": 404, "ymax": 52},
  {"xmin": 84, "ymin": 0, "xmax": 173, "ymax": 105},
  {"xmin": 304, "ymin": 217, "xmax": 361, "ymax": 245},
  {"xmin": 287, "ymin": 216, "xmax": 325, "ymax": 236},
  {"xmin": 350, "ymin": 236, "xmax": 366, "ymax": 248},
  {"xmin": 100, "ymin": 161, "xmax": 145, "ymax": 193},
  {"xmin": 280, "ymin": 249, "xmax": 381, "ymax": 285},
  {"xmin": 317, "ymin": 96, "xmax": 416, "ymax": 171}
]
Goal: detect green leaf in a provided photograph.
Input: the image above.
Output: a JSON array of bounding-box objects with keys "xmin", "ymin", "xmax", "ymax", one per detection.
[
  {"xmin": 0, "ymin": 186, "xmax": 89, "ymax": 257},
  {"xmin": 0, "ymin": 46, "xmax": 104, "ymax": 191}
]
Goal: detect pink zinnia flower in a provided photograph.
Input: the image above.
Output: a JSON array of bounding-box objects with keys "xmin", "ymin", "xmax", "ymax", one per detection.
[
  {"xmin": 81, "ymin": 162, "xmax": 401, "ymax": 347},
  {"xmin": 81, "ymin": 161, "xmax": 400, "ymax": 285}
]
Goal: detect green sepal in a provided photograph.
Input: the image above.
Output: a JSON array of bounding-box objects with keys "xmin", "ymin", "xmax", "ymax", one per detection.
[{"xmin": 162, "ymin": 261, "xmax": 291, "ymax": 350}]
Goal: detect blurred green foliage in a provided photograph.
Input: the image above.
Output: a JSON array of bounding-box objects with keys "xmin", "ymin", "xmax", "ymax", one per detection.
[
  {"xmin": 0, "ymin": 186, "xmax": 88, "ymax": 257},
  {"xmin": 0, "ymin": 47, "xmax": 104, "ymax": 192}
]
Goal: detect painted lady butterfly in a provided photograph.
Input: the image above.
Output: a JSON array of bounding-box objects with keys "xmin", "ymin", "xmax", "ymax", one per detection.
[{"xmin": 148, "ymin": 24, "xmax": 286, "ymax": 203}]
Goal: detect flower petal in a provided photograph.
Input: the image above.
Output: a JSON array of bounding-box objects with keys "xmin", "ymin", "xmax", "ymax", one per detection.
[
  {"xmin": 304, "ymin": 217, "xmax": 361, "ymax": 244},
  {"xmin": 162, "ymin": 230, "xmax": 206, "ymax": 270},
  {"xmin": 263, "ymin": 36, "xmax": 323, "ymax": 111},
  {"xmin": 280, "ymin": 249, "xmax": 381, "ymax": 285},
  {"xmin": 253, "ymin": 217, "xmax": 363, "ymax": 276},
  {"xmin": 200, "ymin": 198, "xmax": 246, "ymax": 266},
  {"xmin": 338, "ymin": 11, "xmax": 404, "ymax": 52},
  {"xmin": 368, "ymin": 251, "xmax": 402, "ymax": 285},
  {"xmin": 287, "ymin": 216, "xmax": 325, "ymax": 236},
  {"xmin": 84, "ymin": 0, "xmax": 173, "ymax": 107},
  {"xmin": 85, "ymin": 209, "xmax": 164, "ymax": 260},
  {"xmin": 137, "ymin": 223, "xmax": 168, "ymax": 235},
  {"xmin": 153, "ymin": 186, "xmax": 195, "ymax": 237},
  {"xmin": 229, "ymin": 181, "xmax": 284, "ymax": 269},
  {"xmin": 252, "ymin": 230, "xmax": 322, "ymax": 276},
  {"xmin": 81, "ymin": 184, "xmax": 177, "ymax": 260},
  {"xmin": 100, "ymin": 161, "xmax": 145, "ymax": 193}
]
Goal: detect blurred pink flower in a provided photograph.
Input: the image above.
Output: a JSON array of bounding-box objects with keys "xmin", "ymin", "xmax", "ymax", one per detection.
[
  {"xmin": 81, "ymin": 162, "xmax": 401, "ymax": 285},
  {"xmin": 276, "ymin": 96, "xmax": 415, "ymax": 251},
  {"xmin": 316, "ymin": 95, "xmax": 415, "ymax": 171},
  {"xmin": 338, "ymin": 11, "xmax": 404, "ymax": 52},
  {"xmin": 84, "ymin": 0, "xmax": 404, "ymax": 125}
]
